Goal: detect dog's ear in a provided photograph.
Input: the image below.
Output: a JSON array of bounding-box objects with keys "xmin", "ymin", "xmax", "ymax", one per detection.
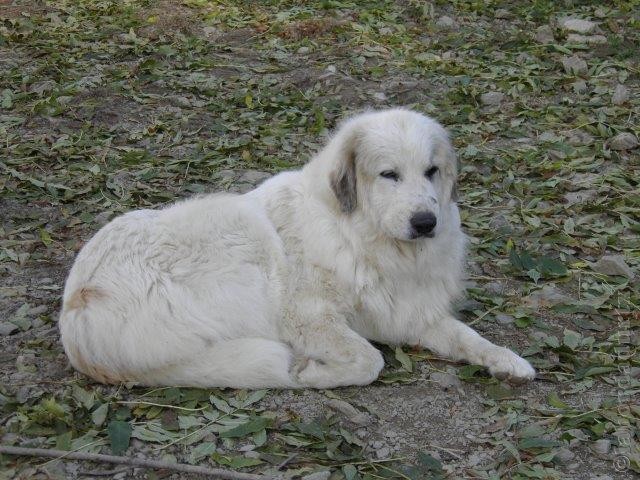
[
  {"xmin": 330, "ymin": 134, "xmax": 358, "ymax": 214},
  {"xmin": 440, "ymin": 138, "xmax": 460, "ymax": 203}
]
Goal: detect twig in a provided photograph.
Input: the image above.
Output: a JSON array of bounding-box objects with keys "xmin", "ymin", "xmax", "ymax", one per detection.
[
  {"xmin": 78, "ymin": 467, "xmax": 131, "ymax": 477},
  {"xmin": 277, "ymin": 453, "xmax": 298, "ymax": 470},
  {"xmin": 425, "ymin": 444, "xmax": 464, "ymax": 460},
  {"xmin": 0, "ymin": 445, "xmax": 272, "ymax": 480}
]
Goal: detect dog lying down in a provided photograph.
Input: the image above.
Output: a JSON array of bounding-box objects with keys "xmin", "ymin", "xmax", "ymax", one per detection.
[{"xmin": 59, "ymin": 108, "xmax": 535, "ymax": 389}]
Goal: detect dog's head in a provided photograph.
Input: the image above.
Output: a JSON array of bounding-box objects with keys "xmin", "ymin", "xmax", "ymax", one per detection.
[{"xmin": 329, "ymin": 109, "xmax": 458, "ymax": 241}]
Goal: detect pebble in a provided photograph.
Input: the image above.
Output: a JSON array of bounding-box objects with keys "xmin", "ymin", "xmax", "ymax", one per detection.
[
  {"xmin": 592, "ymin": 255, "xmax": 635, "ymax": 279},
  {"xmin": 566, "ymin": 33, "xmax": 607, "ymax": 45},
  {"xmin": 554, "ymin": 447, "xmax": 576, "ymax": 464},
  {"xmin": 572, "ymin": 79, "xmax": 588, "ymax": 94},
  {"xmin": 495, "ymin": 314, "xmax": 514, "ymax": 325},
  {"xmin": 494, "ymin": 9, "xmax": 511, "ymax": 19},
  {"xmin": 592, "ymin": 439, "xmax": 611, "ymax": 455},
  {"xmin": 561, "ymin": 18, "xmax": 597, "ymax": 34},
  {"xmin": 302, "ymin": 472, "xmax": 331, "ymax": 480},
  {"xmin": 566, "ymin": 130, "xmax": 594, "ymax": 146},
  {"xmin": 430, "ymin": 372, "xmax": 462, "ymax": 390},
  {"xmin": 436, "ymin": 16, "xmax": 458, "ymax": 29},
  {"xmin": 484, "ymin": 282, "xmax": 504, "ymax": 295},
  {"xmin": 297, "ymin": 46, "xmax": 310, "ymax": 54},
  {"xmin": 561, "ymin": 55, "xmax": 588, "ymax": 75},
  {"xmin": 524, "ymin": 285, "xmax": 571, "ymax": 308},
  {"xmin": 29, "ymin": 305, "xmax": 48, "ymax": 316},
  {"xmin": 611, "ymin": 84, "xmax": 630, "ymax": 105},
  {"xmin": 480, "ymin": 91, "xmax": 505, "ymax": 105},
  {"xmin": 534, "ymin": 25, "xmax": 554, "ymax": 43},
  {"xmin": 0, "ymin": 322, "xmax": 18, "ymax": 336},
  {"xmin": 563, "ymin": 190, "xmax": 596, "ymax": 206},
  {"xmin": 376, "ymin": 446, "xmax": 391, "ymax": 459},
  {"xmin": 609, "ymin": 132, "xmax": 638, "ymax": 151},
  {"xmin": 239, "ymin": 170, "xmax": 271, "ymax": 185},
  {"xmin": 372, "ymin": 91, "xmax": 387, "ymax": 101},
  {"xmin": 488, "ymin": 213, "xmax": 512, "ymax": 231}
]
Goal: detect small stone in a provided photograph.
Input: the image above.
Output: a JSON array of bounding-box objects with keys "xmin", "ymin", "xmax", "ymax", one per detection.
[
  {"xmin": 554, "ymin": 447, "xmax": 576, "ymax": 464},
  {"xmin": 561, "ymin": 18, "xmax": 597, "ymax": 34},
  {"xmin": 515, "ymin": 52, "xmax": 533, "ymax": 64},
  {"xmin": 436, "ymin": 16, "xmax": 457, "ymax": 29},
  {"xmin": 612, "ymin": 84, "xmax": 630, "ymax": 105},
  {"xmin": 566, "ymin": 130, "xmax": 594, "ymax": 146},
  {"xmin": 494, "ymin": 9, "xmax": 511, "ymax": 19},
  {"xmin": 488, "ymin": 213, "xmax": 512, "ymax": 231},
  {"xmin": 484, "ymin": 282, "xmax": 504, "ymax": 295},
  {"xmin": 534, "ymin": 25, "xmax": 555, "ymax": 43},
  {"xmin": 563, "ymin": 190, "xmax": 596, "ymax": 206},
  {"xmin": 297, "ymin": 46, "xmax": 310, "ymax": 54},
  {"xmin": 480, "ymin": 91, "xmax": 505, "ymax": 105},
  {"xmin": 239, "ymin": 170, "xmax": 271, "ymax": 185},
  {"xmin": 592, "ymin": 255, "xmax": 635, "ymax": 279},
  {"xmin": 561, "ymin": 55, "xmax": 588, "ymax": 75},
  {"xmin": 524, "ymin": 285, "xmax": 571, "ymax": 308},
  {"xmin": 372, "ymin": 91, "xmax": 387, "ymax": 101},
  {"xmin": 430, "ymin": 372, "xmax": 462, "ymax": 390},
  {"xmin": 592, "ymin": 439, "xmax": 611, "ymax": 455},
  {"xmin": 325, "ymin": 65, "xmax": 337, "ymax": 74},
  {"xmin": 302, "ymin": 472, "xmax": 331, "ymax": 480},
  {"xmin": 29, "ymin": 305, "xmax": 48, "ymax": 316},
  {"xmin": 495, "ymin": 314, "xmax": 514, "ymax": 325},
  {"xmin": 0, "ymin": 322, "xmax": 19, "ymax": 336},
  {"xmin": 371, "ymin": 440, "xmax": 385, "ymax": 449},
  {"xmin": 566, "ymin": 33, "xmax": 607, "ymax": 45},
  {"xmin": 202, "ymin": 26, "xmax": 220, "ymax": 38},
  {"xmin": 609, "ymin": 132, "xmax": 639, "ymax": 151},
  {"xmin": 376, "ymin": 446, "xmax": 391, "ymax": 459},
  {"xmin": 572, "ymin": 79, "xmax": 588, "ymax": 94},
  {"xmin": 326, "ymin": 399, "xmax": 371, "ymax": 426}
]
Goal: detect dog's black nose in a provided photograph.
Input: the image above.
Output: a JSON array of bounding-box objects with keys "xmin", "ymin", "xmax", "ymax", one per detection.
[{"xmin": 410, "ymin": 211, "xmax": 437, "ymax": 237}]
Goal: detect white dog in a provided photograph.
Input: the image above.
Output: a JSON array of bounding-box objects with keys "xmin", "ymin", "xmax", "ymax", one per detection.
[{"xmin": 59, "ymin": 109, "xmax": 535, "ymax": 388}]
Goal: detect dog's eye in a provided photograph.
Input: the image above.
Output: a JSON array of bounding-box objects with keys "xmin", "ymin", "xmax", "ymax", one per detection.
[
  {"xmin": 380, "ymin": 170, "xmax": 399, "ymax": 181},
  {"xmin": 425, "ymin": 166, "xmax": 439, "ymax": 179}
]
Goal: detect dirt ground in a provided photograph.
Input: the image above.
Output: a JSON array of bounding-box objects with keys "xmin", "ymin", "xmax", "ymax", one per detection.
[{"xmin": 1, "ymin": 1, "xmax": 638, "ymax": 479}]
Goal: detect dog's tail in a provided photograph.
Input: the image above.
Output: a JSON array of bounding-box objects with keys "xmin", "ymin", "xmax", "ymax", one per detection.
[{"xmin": 141, "ymin": 338, "xmax": 300, "ymax": 388}]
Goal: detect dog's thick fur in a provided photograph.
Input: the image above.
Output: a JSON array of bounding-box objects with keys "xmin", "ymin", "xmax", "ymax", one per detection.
[{"xmin": 59, "ymin": 109, "xmax": 535, "ymax": 388}]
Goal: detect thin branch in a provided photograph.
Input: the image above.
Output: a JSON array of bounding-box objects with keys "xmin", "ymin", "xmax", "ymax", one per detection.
[{"xmin": 0, "ymin": 445, "xmax": 274, "ymax": 480}]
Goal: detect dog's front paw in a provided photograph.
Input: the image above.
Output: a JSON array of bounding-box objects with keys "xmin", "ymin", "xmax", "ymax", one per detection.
[{"xmin": 486, "ymin": 347, "xmax": 536, "ymax": 384}]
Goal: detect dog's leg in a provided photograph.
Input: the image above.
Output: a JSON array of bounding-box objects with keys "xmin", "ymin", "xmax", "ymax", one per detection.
[
  {"xmin": 283, "ymin": 298, "xmax": 384, "ymax": 388},
  {"xmin": 418, "ymin": 316, "xmax": 535, "ymax": 383}
]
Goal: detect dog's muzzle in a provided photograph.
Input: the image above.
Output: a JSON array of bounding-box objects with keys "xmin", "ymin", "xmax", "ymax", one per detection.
[{"xmin": 410, "ymin": 211, "xmax": 437, "ymax": 238}]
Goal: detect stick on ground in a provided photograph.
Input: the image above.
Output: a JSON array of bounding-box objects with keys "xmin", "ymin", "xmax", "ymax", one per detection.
[{"xmin": 0, "ymin": 445, "xmax": 274, "ymax": 480}]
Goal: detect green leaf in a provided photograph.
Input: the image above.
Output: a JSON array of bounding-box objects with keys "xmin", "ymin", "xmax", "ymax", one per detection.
[
  {"xmin": 547, "ymin": 391, "xmax": 570, "ymax": 410},
  {"xmin": 253, "ymin": 429, "xmax": 267, "ymax": 447},
  {"xmin": 211, "ymin": 452, "xmax": 263, "ymax": 469},
  {"xmin": 486, "ymin": 384, "xmax": 514, "ymax": 400},
  {"xmin": 458, "ymin": 364, "xmax": 486, "ymax": 381},
  {"xmin": 563, "ymin": 329, "xmax": 582, "ymax": 350},
  {"xmin": 107, "ymin": 420, "xmax": 132, "ymax": 455},
  {"xmin": 518, "ymin": 437, "xmax": 561, "ymax": 450},
  {"xmin": 394, "ymin": 346, "xmax": 413, "ymax": 372},
  {"xmin": 189, "ymin": 442, "xmax": 217, "ymax": 464},
  {"xmin": 241, "ymin": 389, "xmax": 268, "ymax": 407},
  {"xmin": 417, "ymin": 452, "xmax": 444, "ymax": 474},
  {"xmin": 538, "ymin": 256, "xmax": 567, "ymax": 276},
  {"xmin": 220, "ymin": 416, "xmax": 272, "ymax": 438}
]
